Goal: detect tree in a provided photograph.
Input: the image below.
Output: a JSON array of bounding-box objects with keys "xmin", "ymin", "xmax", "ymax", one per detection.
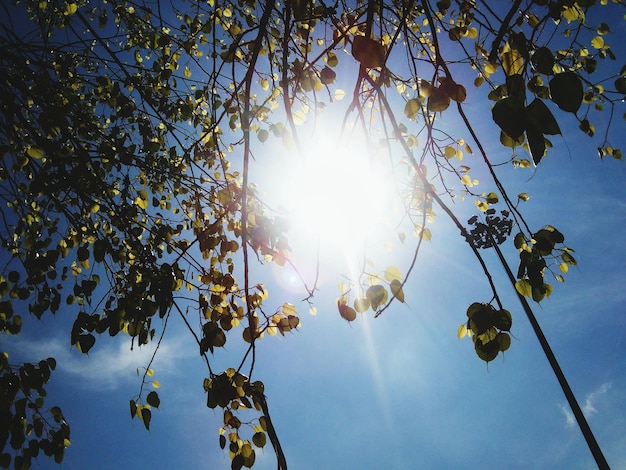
[{"xmin": 1, "ymin": 0, "xmax": 624, "ymax": 468}]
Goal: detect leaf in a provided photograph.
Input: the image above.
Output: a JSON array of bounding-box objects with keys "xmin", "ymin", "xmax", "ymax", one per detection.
[
  {"xmin": 497, "ymin": 332, "xmax": 511, "ymax": 352},
  {"xmin": 615, "ymin": 77, "xmax": 626, "ymax": 94},
  {"xmin": 65, "ymin": 3, "xmax": 78, "ymax": 15},
  {"xmin": 502, "ymin": 49, "xmax": 524, "ymax": 76},
  {"xmin": 252, "ymin": 432, "xmax": 266, "ymax": 448},
  {"xmin": 526, "ymin": 99, "xmax": 561, "ymax": 135},
  {"xmin": 485, "ymin": 192, "xmax": 499, "ymax": 204},
  {"xmin": 549, "ymin": 72, "xmax": 583, "ymax": 113},
  {"xmin": 257, "ymin": 129, "xmax": 269, "ymax": 142},
  {"xmin": 492, "ymin": 98, "xmax": 526, "ymax": 139},
  {"xmin": 515, "ymin": 279, "xmax": 533, "ymax": 297},
  {"xmin": 366, "ymin": 284, "xmax": 388, "ymax": 310},
  {"xmin": 384, "ymin": 266, "xmax": 402, "ymax": 282},
  {"xmin": 353, "ymin": 297, "xmax": 370, "ymax": 313},
  {"xmin": 390, "ymin": 279, "xmax": 405, "ymax": 303},
  {"xmin": 591, "ymin": 36, "xmax": 605, "ymax": 50},
  {"xmin": 526, "ymin": 124, "xmax": 545, "ymax": 165},
  {"xmin": 457, "ymin": 324, "xmax": 468, "ymax": 339},
  {"xmin": 146, "ymin": 391, "xmax": 160, "ymax": 408},
  {"xmin": 404, "ymin": 99, "xmax": 421, "ymax": 120},
  {"xmin": 531, "ymin": 47, "xmax": 554, "ymax": 75},
  {"xmin": 320, "ymin": 66, "xmax": 337, "ymax": 85},
  {"xmin": 597, "ymin": 23, "xmax": 610, "ymax": 35},
  {"xmin": 141, "ymin": 407, "xmax": 151, "ymax": 431},
  {"xmin": 130, "ymin": 400, "xmax": 137, "ymax": 419},
  {"xmin": 427, "ymin": 89, "xmax": 450, "ymax": 112},
  {"xmin": 351, "ymin": 35, "xmax": 385, "ymax": 68},
  {"xmin": 76, "ymin": 334, "xmax": 95, "ymax": 354},
  {"xmin": 27, "ymin": 147, "xmax": 44, "ymax": 159},
  {"xmin": 338, "ymin": 302, "xmax": 357, "ymax": 322}
]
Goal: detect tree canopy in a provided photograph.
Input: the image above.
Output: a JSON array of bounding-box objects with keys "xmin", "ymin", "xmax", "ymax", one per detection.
[{"xmin": 1, "ymin": 0, "xmax": 624, "ymax": 468}]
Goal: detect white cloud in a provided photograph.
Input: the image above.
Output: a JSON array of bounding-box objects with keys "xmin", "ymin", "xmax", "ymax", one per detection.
[
  {"xmin": 558, "ymin": 382, "xmax": 612, "ymax": 428},
  {"xmin": 558, "ymin": 403, "xmax": 576, "ymax": 428},
  {"xmin": 5, "ymin": 331, "xmax": 194, "ymax": 391},
  {"xmin": 582, "ymin": 382, "xmax": 612, "ymax": 417}
]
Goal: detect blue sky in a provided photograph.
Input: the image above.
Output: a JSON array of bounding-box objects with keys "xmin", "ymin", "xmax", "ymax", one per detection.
[{"xmin": 3, "ymin": 2, "xmax": 626, "ymax": 469}]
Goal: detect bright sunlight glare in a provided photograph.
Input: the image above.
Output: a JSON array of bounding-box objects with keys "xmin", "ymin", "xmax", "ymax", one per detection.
[{"xmin": 284, "ymin": 134, "xmax": 394, "ymax": 253}]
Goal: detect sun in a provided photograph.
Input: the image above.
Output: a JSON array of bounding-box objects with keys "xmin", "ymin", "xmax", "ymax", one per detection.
[{"xmin": 283, "ymin": 132, "xmax": 395, "ymax": 255}]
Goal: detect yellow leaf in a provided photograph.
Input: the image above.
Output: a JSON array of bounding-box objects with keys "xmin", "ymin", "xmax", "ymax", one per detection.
[
  {"xmin": 444, "ymin": 146, "xmax": 457, "ymax": 159},
  {"xmin": 327, "ymin": 52, "xmax": 338, "ymax": 67},
  {"xmin": 502, "ymin": 49, "xmax": 524, "ymax": 76},
  {"xmin": 27, "ymin": 148, "xmax": 44, "ymax": 159},
  {"xmin": 281, "ymin": 303, "xmax": 297, "ymax": 316},
  {"xmin": 65, "ymin": 3, "xmax": 77, "ymax": 15},
  {"xmin": 559, "ymin": 263, "xmax": 569, "ymax": 273},
  {"xmin": 152, "ymin": 380, "xmax": 160, "ymax": 389},
  {"xmin": 457, "ymin": 324, "xmax": 468, "ymax": 339},
  {"xmin": 515, "ymin": 279, "xmax": 532, "ymax": 297},
  {"xmin": 475, "ymin": 200, "xmax": 489, "ymax": 212},
  {"xmin": 184, "ymin": 65, "xmax": 191, "ymax": 78},
  {"xmin": 390, "ymin": 279, "xmax": 405, "ymax": 303},
  {"xmin": 518, "ymin": 192, "xmax": 531, "ymax": 201},
  {"xmin": 404, "ymin": 99, "xmax": 421, "ymax": 120},
  {"xmin": 461, "ymin": 175, "xmax": 472, "ymax": 186},
  {"xmin": 591, "ymin": 36, "xmax": 605, "ymax": 49},
  {"xmin": 146, "ymin": 368, "xmax": 154, "ymax": 377},
  {"xmin": 384, "ymin": 266, "xmax": 402, "ymax": 282}
]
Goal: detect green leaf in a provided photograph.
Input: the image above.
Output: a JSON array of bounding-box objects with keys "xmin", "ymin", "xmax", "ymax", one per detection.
[{"xmin": 549, "ymin": 72, "xmax": 583, "ymax": 113}]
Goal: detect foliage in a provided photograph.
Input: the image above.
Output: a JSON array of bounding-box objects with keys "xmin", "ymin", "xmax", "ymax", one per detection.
[{"xmin": 0, "ymin": 0, "xmax": 624, "ymax": 467}]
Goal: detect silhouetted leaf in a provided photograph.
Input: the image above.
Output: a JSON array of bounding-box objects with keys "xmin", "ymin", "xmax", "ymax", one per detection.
[{"xmin": 549, "ymin": 72, "xmax": 583, "ymax": 113}]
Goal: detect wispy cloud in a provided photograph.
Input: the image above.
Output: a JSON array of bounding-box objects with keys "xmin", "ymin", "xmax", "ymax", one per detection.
[
  {"xmin": 558, "ymin": 382, "xmax": 612, "ymax": 427},
  {"xmin": 5, "ymin": 332, "xmax": 194, "ymax": 391},
  {"xmin": 582, "ymin": 382, "xmax": 612, "ymax": 417}
]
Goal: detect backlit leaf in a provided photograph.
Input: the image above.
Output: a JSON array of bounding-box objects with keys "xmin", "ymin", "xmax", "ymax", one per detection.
[
  {"xmin": 384, "ymin": 266, "xmax": 402, "ymax": 282},
  {"xmin": 366, "ymin": 284, "xmax": 388, "ymax": 310},
  {"xmin": 457, "ymin": 324, "xmax": 467, "ymax": 339},
  {"xmin": 390, "ymin": 279, "xmax": 404, "ymax": 302},
  {"xmin": 351, "ymin": 35, "xmax": 386, "ymax": 68},
  {"xmin": 515, "ymin": 279, "xmax": 532, "ymax": 297},
  {"xmin": 27, "ymin": 147, "xmax": 44, "ymax": 159},
  {"xmin": 404, "ymin": 99, "xmax": 421, "ymax": 120}
]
